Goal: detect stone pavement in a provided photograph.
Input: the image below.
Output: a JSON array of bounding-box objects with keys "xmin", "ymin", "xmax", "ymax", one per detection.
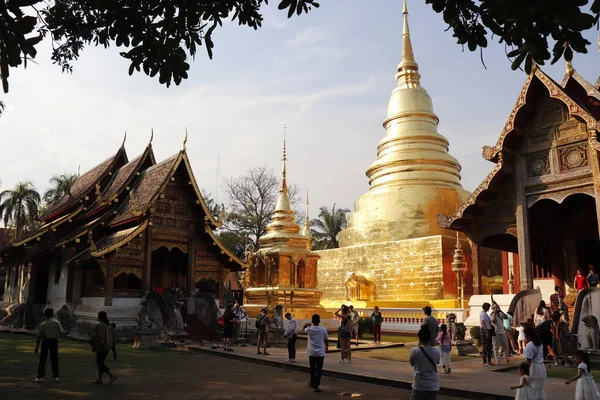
[{"xmin": 179, "ymin": 342, "xmax": 575, "ymax": 400}]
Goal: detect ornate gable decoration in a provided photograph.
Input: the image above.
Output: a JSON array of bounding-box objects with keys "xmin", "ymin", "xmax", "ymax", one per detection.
[{"xmin": 438, "ymin": 68, "xmax": 599, "ymax": 231}]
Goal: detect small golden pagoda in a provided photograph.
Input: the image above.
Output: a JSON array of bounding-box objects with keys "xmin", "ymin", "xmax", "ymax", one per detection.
[
  {"xmin": 244, "ymin": 139, "xmax": 324, "ymax": 318},
  {"xmin": 317, "ymin": 0, "xmax": 471, "ymax": 308}
]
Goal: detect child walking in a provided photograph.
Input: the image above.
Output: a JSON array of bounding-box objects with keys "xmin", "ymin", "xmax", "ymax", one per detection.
[
  {"xmin": 565, "ymin": 350, "xmax": 600, "ymax": 400},
  {"xmin": 435, "ymin": 324, "xmax": 452, "ymax": 374},
  {"xmin": 510, "ymin": 362, "xmax": 534, "ymax": 400},
  {"xmin": 517, "ymin": 323, "xmax": 526, "ymax": 354}
]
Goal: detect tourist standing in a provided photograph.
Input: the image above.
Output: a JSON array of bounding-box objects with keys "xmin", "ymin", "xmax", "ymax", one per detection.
[
  {"xmin": 422, "ymin": 306, "xmax": 438, "ymax": 347},
  {"xmin": 232, "ymin": 301, "xmax": 247, "ymax": 343},
  {"xmin": 409, "ymin": 327, "xmax": 441, "ymax": 400},
  {"xmin": 92, "ymin": 311, "xmax": 117, "ymax": 385},
  {"xmin": 334, "ymin": 304, "xmax": 346, "ymax": 350},
  {"xmin": 510, "ymin": 361, "xmax": 535, "ymax": 400},
  {"xmin": 587, "ymin": 266, "xmax": 599, "ymax": 288},
  {"xmin": 35, "ymin": 308, "xmax": 65, "ymax": 383},
  {"xmin": 550, "ymin": 311, "xmax": 565, "ymax": 365},
  {"xmin": 222, "ymin": 304, "xmax": 236, "ymax": 351},
  {"xmin": 524, "ymin": 326, "xmax": 547, "ymax": 400},
  {"xmin": 371, "ymin": 306, "xmax": 382, "ymax": 343},
  {"xmin": 256, "ymin": 307, "xmax": 270, "ymax": 355},
  {"xmin": 110, "ymin": 323, "xmax": 117, "ymax": 360},
  {"xmin": 565, "ymin": 350, "xmax": 600, "ymax": 399},
  {"xmin": 349, "ymin": 305, "xmax": 360, "ymax": 346},
  {"xmin": 284, "ymin": 312, "xmax": 297, "ymax": 362},
  {"xmin": 492, "ymin": 304, "xmax": 510, "ymax": 364},
  {"xmin": 549, "ymin": 286, "xmax": 562, "ymax": 314},
  {"xmin": 517, "ymin": 323, "xmax": 527, "ymax": 355},
  {"xmin": 335, "ymin": 305, "xmax": 353, "ymax": 363},
  {"xmin": 304, "ymin": 314, "xmax": 329, "ymax": 393},
  {"xmin": 534, "ymin": 301, "xmax": 550, "ymax": 327},
  {"xmin": 480, "ymin": 302, "xmax": 495, "ymax": 366},
  {"xmin": 575, "ymin": 268, "xmax": 589, "ymax": 291},
  {"xmin": 435, "ymin": 323, "xmax": 452, "ymax": 374},
  {"xmin": 505, "ymin": 311, "xmax": 519, "ymax": 355}
]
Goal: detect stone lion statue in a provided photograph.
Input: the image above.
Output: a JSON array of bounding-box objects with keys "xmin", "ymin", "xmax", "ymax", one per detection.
[
  {"xmin": 344, "ymin": 272, "xmax": 376, "ymax": 301},
  {"xmin": 581, "ymin": 315, "xmax": 600, "ymax": 350}
]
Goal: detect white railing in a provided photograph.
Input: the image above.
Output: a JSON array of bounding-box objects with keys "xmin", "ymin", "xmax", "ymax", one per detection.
[{"xmin": 326, "ymin": 307, "xmax": 470, "ymax": 333}]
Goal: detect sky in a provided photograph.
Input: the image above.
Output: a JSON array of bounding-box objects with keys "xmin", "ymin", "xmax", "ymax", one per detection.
[{"xmin": 1, "ymin": 0, "xmax": 599, "ymax": 221}]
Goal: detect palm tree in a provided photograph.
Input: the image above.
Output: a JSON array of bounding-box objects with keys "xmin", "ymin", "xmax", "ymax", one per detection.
[
  {"xmin": 43, "ymin": 173, "xmax": 78, "ymax": 204},
  {"xmin": 310, "ymin": 204, "xmax": 350, "ymax": 250},
  {"xmin": 0, "ymin": 180, "xmax": 41, "ymax": 238}
]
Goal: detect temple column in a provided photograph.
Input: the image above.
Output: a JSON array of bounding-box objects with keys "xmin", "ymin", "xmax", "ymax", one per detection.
[
  {"xmin": 187, "ymin": 231, "xmax": 196, "ymax": 296},
  {"xmin": 105, "ymin": 254, "xmax": 114, "ymax": 306},
  {"xmin": 515, "ymin": 154, "xmax": 533, "ymax": 290},
  {"xmin": 143, "ymin": 225, "xmax": 152, "ymax": 294},
  {"xmin": 586, "ymin": 135, "xmax": 600, "ymax": 241},
  {"xmin": 468, "ymin": 239, "xmax": 481, "ymax": 295}
]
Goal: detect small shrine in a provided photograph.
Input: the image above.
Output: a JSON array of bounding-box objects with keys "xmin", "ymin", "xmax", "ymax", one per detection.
[{"xmin": 243, "ymin": 139, "xmax": 324, "ymax": 319}]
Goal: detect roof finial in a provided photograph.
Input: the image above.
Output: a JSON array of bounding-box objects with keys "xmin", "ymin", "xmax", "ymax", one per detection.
[
  {"xmin": 121, "ymin": 131, "xmax": 127, "ymax": 148},
  {"xmin": 304, "ymin": 190, "xmax": 310, "ymax": 227},
  {"xmin": 566, "ymin": 60, "xmax": 574, "ymax": 76},
  {"xmin": 150, "ymin": 128, "xmax": 154, "ymax": 145},
  {"xmin": 396, "ymin": 0, "xmax": 420, "ymax": 88},
  {"xmin": 182, "ymin": 128, "xmax": 188, "ymax": 151},
  {"xmin": 281, "ymin": 124, "xmax": 288, "ymax": 193}
]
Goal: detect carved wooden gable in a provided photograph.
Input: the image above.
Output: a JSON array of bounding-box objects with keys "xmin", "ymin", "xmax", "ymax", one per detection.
[
  {"xmin": 151, "ymin": 166, "xmax": 197, "ymax": 233},
  {"xmin": 522, "ymin": 95, "xmax": 595, "ymax": 206}
]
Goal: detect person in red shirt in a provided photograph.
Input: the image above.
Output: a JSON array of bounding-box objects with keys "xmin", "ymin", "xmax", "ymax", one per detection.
[{"xmin": 574, "ymin": 268, "xmax": 588, "ymax": 291}]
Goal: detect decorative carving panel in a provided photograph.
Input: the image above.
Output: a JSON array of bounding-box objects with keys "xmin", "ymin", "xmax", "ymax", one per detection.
[
  {"xmin": 165, "ymin": 218, "xmax": 177, "ymax": 228},
  {"xmin": 156, "ymin": 202, "xmax": 169, "ymax": 213},
  {"xmin": 526, "ymin": 151, "xmax": 551, "ymax": 177},
  {"xmin": 174, "ymin": 205, "xmax": 187, "ymax": 216},
  {"xmin": 166, "ymin": 186, "xmax": 179, "ymax": 200},
  {"xmin": 559, "ymin": 143, "xmax": 589, "ymax": 172},
  {"xmin": 556, "ymin": 118, "xmax": 587, "ymax": 145}
]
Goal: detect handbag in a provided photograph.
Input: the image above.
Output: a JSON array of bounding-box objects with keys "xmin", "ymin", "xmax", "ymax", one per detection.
[{"xmin": 419, "ymin": 346, "xmax": 438, "ymax": 372}]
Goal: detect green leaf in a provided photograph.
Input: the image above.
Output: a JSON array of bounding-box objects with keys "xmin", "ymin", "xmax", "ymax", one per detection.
[
  {"xmin": 278, "ymin": 0, "xmax": 292, "ymax": 10},
  {"xmin": 511, "ymin": 52, "xmax": 527, "ymax": 70},
  {"xmin": 524, "ymin": 54, "xmax": 533, "ymax": 74},
  {"xmin": 564, "ymin": 46, "xmax": 574, "ymax": 61}
]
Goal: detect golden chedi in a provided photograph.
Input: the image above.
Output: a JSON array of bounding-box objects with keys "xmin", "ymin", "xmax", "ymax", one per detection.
[
  {"xmin": 317, "ymin": 0, "xmax": 471, "ymax": 308},
  {"xmin": 244, "ymin": 140, "xmax": 324, "ymax": 318}
]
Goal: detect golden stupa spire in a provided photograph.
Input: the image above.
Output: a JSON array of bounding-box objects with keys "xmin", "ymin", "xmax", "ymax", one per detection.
[
  {"xmin": 259, "ymin": 126, "xmax": 302, "ymax": 249},
  {"xmin": 281, "ymin": 124, "xmax": 288, "ymax": 194},
  {"xmin": 395, "ymin": 0, "xmax": 421, "ymax": 88}
]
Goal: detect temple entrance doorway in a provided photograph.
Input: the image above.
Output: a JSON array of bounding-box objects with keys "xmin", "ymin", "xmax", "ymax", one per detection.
[
  {"xmin": 151, "ymin": 247, "xmax": 188, "ymax": 292},
  {"xmin": 528, "ymin": 194, "xmax": 600, "ymax": 292}
]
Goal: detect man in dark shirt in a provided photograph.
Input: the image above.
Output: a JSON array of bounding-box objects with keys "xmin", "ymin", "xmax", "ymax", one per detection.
[{"xmin": 422, "ymin": 306, "xmax": 438, "ymax": 346}]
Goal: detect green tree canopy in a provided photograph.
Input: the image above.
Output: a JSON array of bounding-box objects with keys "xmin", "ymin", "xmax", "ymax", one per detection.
[
  {"xmin": 2, "ymin": 0, "xmax": 598, "ymax": 96},
  {"xmin": 429, "ymin": 0, "xmax": 600, "ymax": 73},
  {"xmin": 0, "ymin": 0, "xmax": 319, "ymax": 93},
  {"xmin": 43, "ymin": 173, "xmax": 78, "ymax": 205},
  {"xmin": 310, "ymin": 204, "xmax": 349, "ymax": 250},
  {"xmin": 0, "ymin": 180, "xmax": 41, "ymax": 238}
]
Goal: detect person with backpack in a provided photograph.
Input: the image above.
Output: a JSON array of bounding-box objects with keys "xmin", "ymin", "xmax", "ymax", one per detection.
[
  {"xmin": 256, "ymin": 307, "xmax": 270, "ymax": 355},
  {"xmin": 409, "ymin": 327, "xmax": 441, "ymax": 399}
]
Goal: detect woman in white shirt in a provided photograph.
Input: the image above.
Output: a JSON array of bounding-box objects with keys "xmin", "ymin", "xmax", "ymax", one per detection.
[
  {"xmin": 409, "ymin": 327, "xmax": 441, "ymax": 400},
  {"xmin": 304, "ymin": 314, "xmax": 329, "ymax": 393},
  {"xmin": 524, "ymin": 326, "xmax": 547, "ymax": 400}
]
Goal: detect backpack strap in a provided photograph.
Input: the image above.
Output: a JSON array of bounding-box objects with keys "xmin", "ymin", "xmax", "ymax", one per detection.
[{"xmin": 418, "ymin": 346, "xmax": 437, "ymax": 372}]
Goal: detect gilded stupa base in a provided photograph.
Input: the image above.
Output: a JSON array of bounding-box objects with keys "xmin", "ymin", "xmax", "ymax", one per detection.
[
  {"xmin": 244, "ymin": 286, "xmax": 325, "ymax": 319},
  {"xmin": 316, "ymin": 234, "xmax": 473, "ymax": 305}
]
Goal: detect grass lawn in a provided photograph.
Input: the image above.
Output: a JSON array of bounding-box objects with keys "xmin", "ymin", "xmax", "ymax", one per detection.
[
  {"xmin": 323, "ymin": 333, "xmax": 417, "ymax": 344},
  {"xmin": 353, "ymin": 344, "xmax": 471, "ymax": 363}
]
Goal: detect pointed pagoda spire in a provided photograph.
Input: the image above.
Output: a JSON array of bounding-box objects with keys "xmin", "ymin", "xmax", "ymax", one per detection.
[
  {"xmin": 303, "ymin": 190, "xmax": 312, "ymax": 245},
  {"xmin": 281, "ymin": 124, "xmax": 288, "ymax": 194},
  {"xmin": 395, "ymin": 0, "xmax": 421, "ymax": 88},
  {"xmin": 274, "ymin": 126, "xmax": 292, "ymax": 213}
]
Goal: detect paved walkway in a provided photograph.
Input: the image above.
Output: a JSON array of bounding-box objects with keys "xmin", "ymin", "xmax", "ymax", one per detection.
[{"xmin": 180, "ymin": 343, "xmax": 575, "ymax": 400}]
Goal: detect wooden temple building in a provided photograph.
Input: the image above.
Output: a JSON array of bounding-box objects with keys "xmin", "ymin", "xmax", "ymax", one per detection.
[
  {"xmin": 438, "ymin": 64, "xmax": 600, "ymax": 300},
  {"xmin": 1, "ymin": 137, "xmax": 244, "ymax": 334}
]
